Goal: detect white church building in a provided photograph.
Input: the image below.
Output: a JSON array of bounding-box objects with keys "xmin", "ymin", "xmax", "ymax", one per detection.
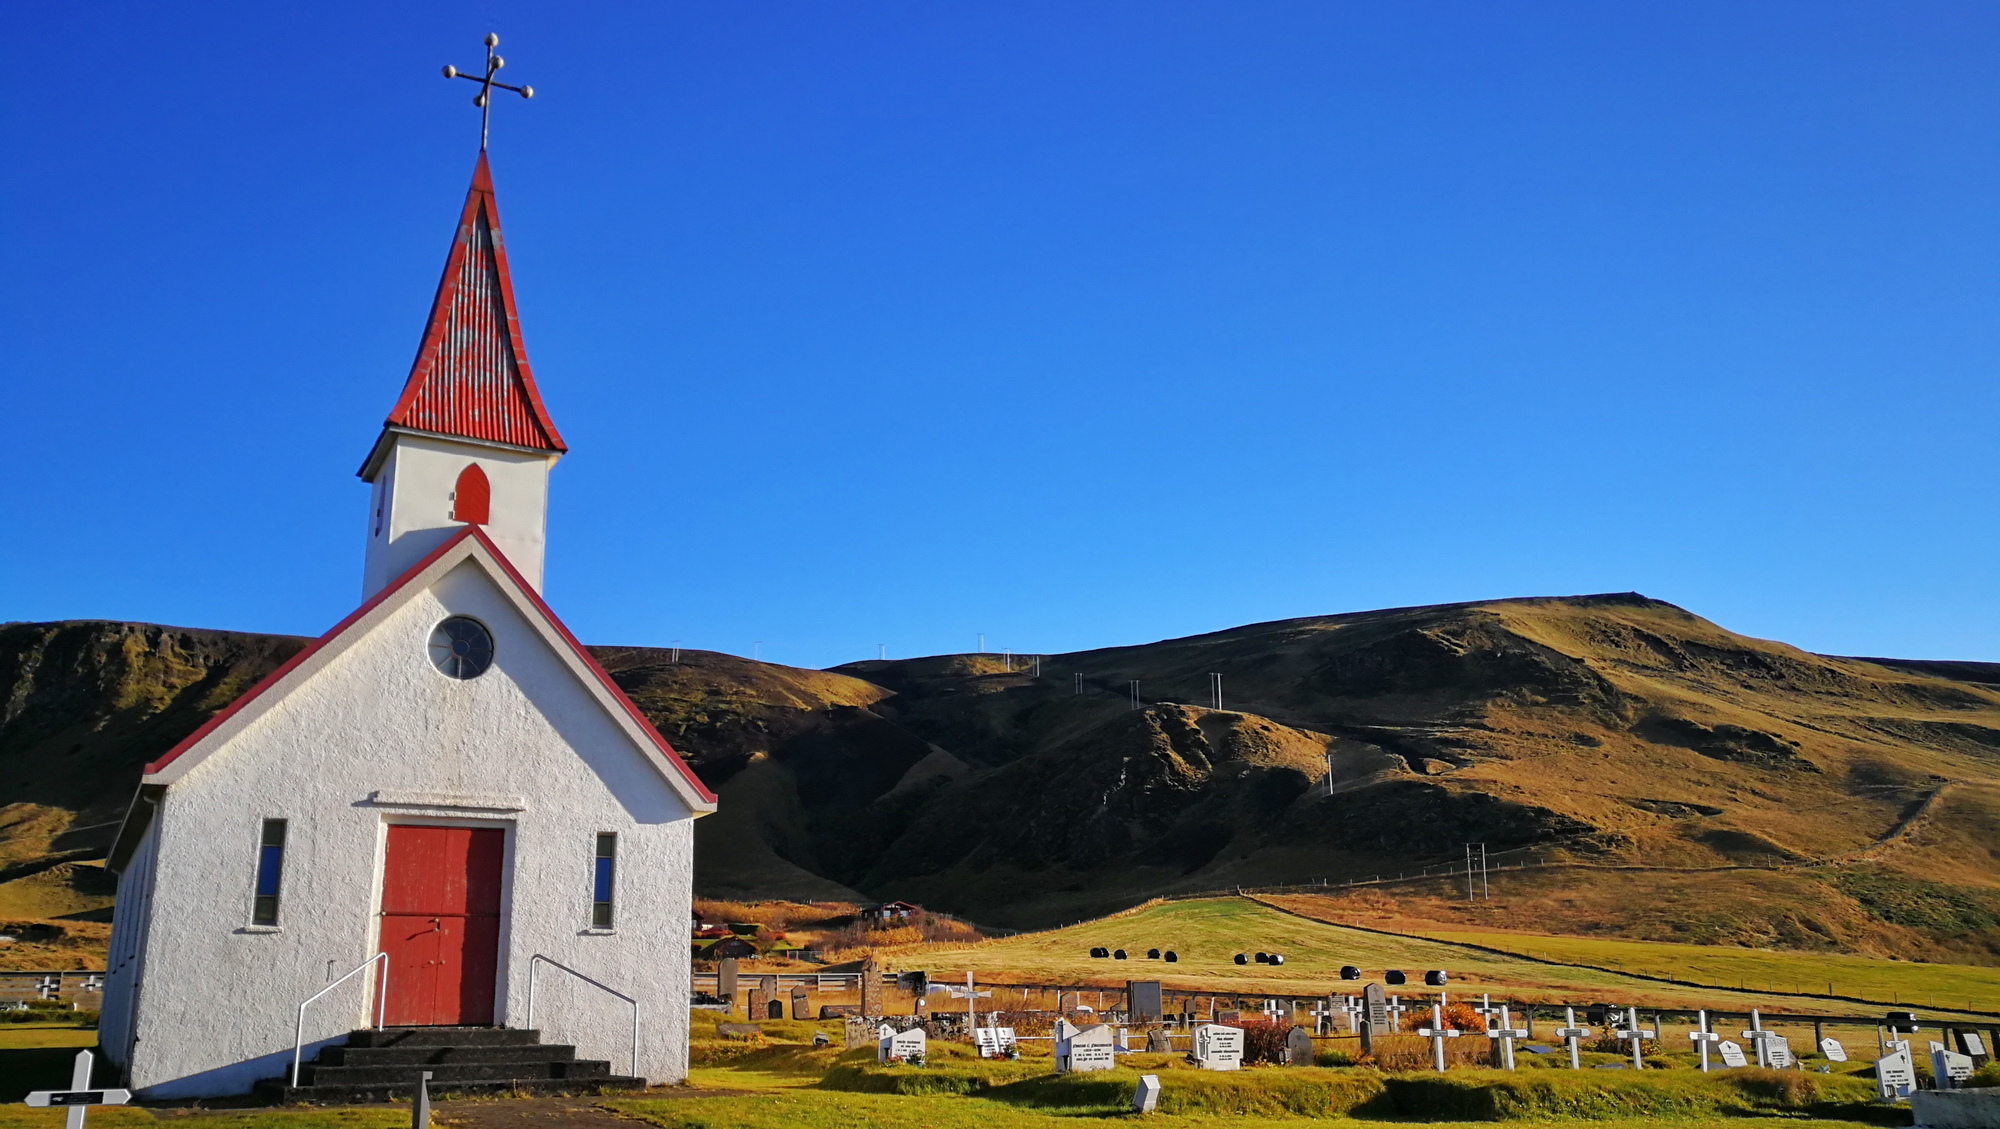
[{"xmin": 99, "ymin": 152, "xmax": 718, "ymax": 1099}]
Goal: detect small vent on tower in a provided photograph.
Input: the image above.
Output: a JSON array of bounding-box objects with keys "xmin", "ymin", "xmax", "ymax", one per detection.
[{"xmin": 452, "ymin": 464, "xmax": 490, "ymax": 525}]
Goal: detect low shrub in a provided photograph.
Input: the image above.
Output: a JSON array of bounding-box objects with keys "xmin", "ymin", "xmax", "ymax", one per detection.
[
  {"xmin": 1236, "ymin": 1018, "xmax": 1292, "ymax": 1065},
  {"xmin": 1967, "ymin": 1061, "xmax": 2000, "ymax": 1088}
]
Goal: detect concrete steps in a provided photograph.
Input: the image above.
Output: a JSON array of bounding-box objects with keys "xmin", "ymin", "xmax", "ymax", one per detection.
[{"xmin": 254, "ymin": 1027, "xmax": 646, "ymax": 1104}]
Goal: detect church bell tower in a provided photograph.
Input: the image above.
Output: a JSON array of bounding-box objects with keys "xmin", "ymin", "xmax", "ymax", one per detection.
[{"xmin": 359, "ymin": 152, "xmax": 565, "ymax": 597}]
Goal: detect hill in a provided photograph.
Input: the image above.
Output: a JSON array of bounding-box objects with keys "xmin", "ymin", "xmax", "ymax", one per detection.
[{"xmin": 4, "ymin": 593, "xmax": 1999, "ymax": 964}]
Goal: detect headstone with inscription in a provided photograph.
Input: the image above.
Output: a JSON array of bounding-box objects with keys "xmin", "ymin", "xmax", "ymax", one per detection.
[
  {"xmin": 1932, "ymin": 1045, "xmax": 1975, "ymax": 1088},
  {"xmin": 1192, "ymin": 1024, "xmax": 1243, "ymax": 1071},
  {"xmin": 1146, "ymin": 1027, "xmax": 1172, "ymax": 1052},
  {"xmin": 1961, "ymin": 1031, "xmax": 1988, "ymax": 1061},
  {"xmin": 1058, "ymin": 1023, "xmax": 1117, "ymax": 1073},
  {"xmin": 791, "ymin": 987, "xmax": 811, "ymax": 1020},
  {"xmin": 1285, "ymin": 1026, "xmax": 1314, "ymax": 1066},
  {"xmin": 974, "ymin": 1027, "xmax": 1018, "ymax": 1058},
  {"xmin": 1766, "ymin": 1035, "xmax": 1793, "ymax": 1069},
  {"xmin": 748, "ymin": 984, "xmax": 771, "ymax": 1022},
  {"xmin": 1876, "ymin": 1049, "xmax": 1916, "ymax": 1100},
  {"xmin": 879, "ymin": 1024, "xmax": 927, "ymax": 1064},
  {"xmin": 1718, "ymin": 1041, "xmax": 1748, "ymax": 1069},
  {"xmin": 1819, "ymin": 1037, "xmax": 1847, "ymax": 1063}
]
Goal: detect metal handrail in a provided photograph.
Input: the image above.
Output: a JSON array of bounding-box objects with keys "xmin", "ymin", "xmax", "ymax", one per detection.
[
  {"xmin": 292, "ymin": 952, "xmax": 388, "ymax": 1087},
  {"xmin": 526, "ymin": 954, "xmax": 639, "ymax": 1079}
]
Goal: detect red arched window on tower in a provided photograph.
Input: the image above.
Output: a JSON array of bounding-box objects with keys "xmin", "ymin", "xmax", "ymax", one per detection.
[{"xmin": 452, "ymin": 464, "xmax": 490, "ymax": 525}]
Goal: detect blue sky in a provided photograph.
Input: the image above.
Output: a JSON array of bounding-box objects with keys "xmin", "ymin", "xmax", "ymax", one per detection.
[{"xmin": 5, "ymin": 2, "xmax": 1997, "ymax": 668}]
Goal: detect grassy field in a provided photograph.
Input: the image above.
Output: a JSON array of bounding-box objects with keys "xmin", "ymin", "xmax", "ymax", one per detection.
[{"xmin": 898, "ymin": 896, "xmax": 1998, "ymax": 1022}]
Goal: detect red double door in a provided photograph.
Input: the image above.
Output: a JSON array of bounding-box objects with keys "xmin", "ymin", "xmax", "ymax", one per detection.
[{"xmin": 380, "ymin": 826, "xmax": 504, "ymax": 1026}]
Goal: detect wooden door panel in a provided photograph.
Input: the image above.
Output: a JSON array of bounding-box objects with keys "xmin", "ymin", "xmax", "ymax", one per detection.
[{"xmin": 381, "ymin": 826, "xmax": 504, "ymax": 1025}]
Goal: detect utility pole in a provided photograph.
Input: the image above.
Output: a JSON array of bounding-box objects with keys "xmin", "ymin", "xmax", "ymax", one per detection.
[
  {"xmin": 1465, "ymin": 844, "xmax": 1475, "ymax": 902},
  {"xmin": 1129, "ymin": 681, "xmax": 1140, "ymax": 710},
  {"xmin": 1074, "ymin": 673, "xmax": 1082, "ymax": 696},
  {"xmin": 978, "ymin": 634, "xmax": 985, "ymax": 653},
  {"xmin": 671, "ymin": 640, "xmax": 680, "ymax": 664},
  {"xmin": 1033, "ymin": 655, "xmax": 1041, "ymax": 677},
  {"xmin": 878, "ymin": 644, "xmax": 887, "ymax": 661},
  {"xmin": 1208, "ymin": 673, "xmax": 1222, "ymax": 710},
  {"xmin": 1481, "ymin": 843, "xmax": 1490, "ymax": 900},
  {"xmin": 1005, "ymin": 648, "xmax": 1012, "ymax": 672},
  {"xmin": 753, "ymin": 641, "xmax": 762, "ymax": 661}
]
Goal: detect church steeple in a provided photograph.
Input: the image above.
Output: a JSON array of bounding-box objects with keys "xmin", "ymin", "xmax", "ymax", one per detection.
[{"xmin": 359, "ymin": 154, "xmax": 564, "ymax": 599}]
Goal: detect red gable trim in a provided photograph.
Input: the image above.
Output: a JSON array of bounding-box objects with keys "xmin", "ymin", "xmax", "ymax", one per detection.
[
  {"xmin": 382, "ymin": 151, "xmax": 566, "ymax": 454},
  {"xmin": 142, "ymin": 528, "xmax": 715, "ymax": 806},
  {"xmin": 141, "ymin": 526, "xmax": 481, "ymax": 776},
  {"xmin": 467, "ymin": 528, "xmax": 718, "ymax": 805}
]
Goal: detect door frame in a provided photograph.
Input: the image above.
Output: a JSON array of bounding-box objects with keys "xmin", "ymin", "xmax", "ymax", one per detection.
[{"xmin": 366, "ymin": 816, "xmax": 517, "ymax": 1027}]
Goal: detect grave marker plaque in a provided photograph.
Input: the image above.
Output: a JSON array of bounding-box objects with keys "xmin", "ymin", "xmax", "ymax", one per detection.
[
  {"xmin": 718, "ymin": 958, "xmax": 739, "ymax": 1010},
  {"xmin": 1961, "ymin": 1031, "xmax": 1988, "ymax": 1059},
  {"xmin": 1285, "ymin": 1026, "xmax": 1314, "ymax": 1066},
  {"xmin": 1146, "ymin": 1027, "xmax": 1172, "ymax": 1052},
  {"xmin": 1133, "ymin": 1074, "xmax": 1162, "ymax": 1114},
  {"xmin": 974, "ymin": 1027, "xmax": 1018, "ymax": 1058},
  {"xmin": 1364, "ymin": 983, "xmax": 1390, "ymax": 1031},
  {"xmin": 791, "ymin": 988, "xmax": 811, "ymax": 1020},
  {"xmin": 1819, "ymin": 1037, "xmax": 1847, "ymax": 1063},
  {"xmin": 1718, "ymin": 1041, "xmax": 1748, "ymax": 1069},
  {"xmin": 1192, "ymin": 1024, "xmax": 1243, "ymax": 1071},
  {"xmin": 1766, "ymin": 1035, "xmax": 1793, "ymax": 1069}
]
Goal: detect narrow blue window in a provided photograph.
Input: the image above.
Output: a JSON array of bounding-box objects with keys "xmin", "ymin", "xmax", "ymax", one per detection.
[
  {"xmin": 252, "ymin": 819, "xmax": 287, "ymax": 925},
  {"xmin": 592, "ymin": 833, "xmax": 616, "ymax": 929}
]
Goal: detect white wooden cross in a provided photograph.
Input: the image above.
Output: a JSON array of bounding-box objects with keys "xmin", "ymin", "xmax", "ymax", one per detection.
[
  {"xmin": 1340, "ymin": 995, "xmax": 1365, "ymax": 1034},
  {"xmin": 1492, "ymin": 1003, "xmax": 1529, "ymax": 1071},
  {"xmin": 1416, "ymin": 1000, "xmax": 1460, "ymax": 1073},
  {"xmin": 1387, "ymin": 995, "xmax": 1409, "ymax": 1034},
  {"xmin": 1262, "ymin": 998, "xmax": 1287, "ymax": 1021},
  {"xmin": 1554, "ymin": 1006, "xmax": 1593, "ymax": 1071},
  {"xmin": 1740, "ymin": 1009, "xmax": 1782, "ymax": 1069},
  {"xmin": 26, "ymin": 1050, "xmax": 130, "ymax": 1129},
  {"xmin": 1613, "ymin": 1007, "xmax": 1654, "ymax": 1070},
  {"xmin": 1687, "ymin": 1009, "xmax": 1721, "ymax": 1073},
  {"xmin": 1472, "ymin": 994, "xmax": 1502, "ymax": 1034},
  {"xmin": 1309, "ymin": 998, "xmax": 1337, "ymax": 1035},
  {"xmin": 946, "ymin": 971, "xmax": 992, "ymax": 1033},
  {"xmin": 37, "ymin": 975, "xmax": 60, "ymax": 1000}
]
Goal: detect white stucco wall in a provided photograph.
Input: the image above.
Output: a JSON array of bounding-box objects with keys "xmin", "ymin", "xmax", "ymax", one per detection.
[
  {"xmin": 122, "ymin": 559, "xmax": 695, "ymax": 1097},
  {"xmin": 363, "ymin": 434, "xmax": 556, "ymax": 598}
]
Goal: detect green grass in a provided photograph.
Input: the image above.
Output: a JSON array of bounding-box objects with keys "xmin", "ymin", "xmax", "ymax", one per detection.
[{"xmin": 912, "ymin": 896, "xmax": 1998, "ymax": 1020}]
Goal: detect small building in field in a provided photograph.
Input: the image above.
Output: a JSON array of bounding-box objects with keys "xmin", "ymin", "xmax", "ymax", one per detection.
[
  {"xmin": 867, "ymin": 901, "xmax": 921, "ymax": 921},
  {"xmin": 97, "ymin": 151, "xmax": 718, "ymax": 1099}
]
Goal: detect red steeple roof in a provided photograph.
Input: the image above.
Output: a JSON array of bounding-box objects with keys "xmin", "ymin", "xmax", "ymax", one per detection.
[{"xmin": 370, "ymin": 152, "xmax": 565, "ymax": 466}]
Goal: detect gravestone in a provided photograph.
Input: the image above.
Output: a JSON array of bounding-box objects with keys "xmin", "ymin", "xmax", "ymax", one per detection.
[
  {"xmin": 1216, "ymin": 1009, "xmax": 1241, "ymax": 1025},
  {"xmin": 1962, "ymin": 1031, "xmax": 1988, "ymax": 1060},
  {"xmin": 1285, "ymin": 1026, "xmax": 1314, "ymax": 1066},
  {"xmin": 1057, "ymin": 1022, "xmax": 1117, "ymax": 1073},
  {"xmin": 974, "ymin": 1027, "xmax": 1018, "ymax": 1058},
  {"xmin": 1192, "ymin": 1024, "xmax": 1244, "ymax": 1071},
  {"xmin": 1876, "ymin": 1049, "xmax": 1916, "ymax": 1100},
  {"xmin": 1555, "ymin": 1008, "xmax": 1592, "ymax": 1071},
  {"xmin": 1132, "ymin": 1074, "xmax": 1162, "ymax": 1114},
  {"xmin": 719, "ymin": 958, "xmax": 740, "ymax": 1012},
  {"xmin": 1146, "ymin": 1027, "xmax": 1172, "ymax": 1052},
  {"xmin": 1364, "ymin": 984, "xmax": 1390, "ymax": 1031},
  {"xmin": 748, "ymin": 984, "xmax": 771, "ymax": 1022},
  {"xmin": 1718, "ymin": 1041, "xmax": 1748, "ymax": 1069},
  {"xmin": 1766, "ymin": 1035, "xmax": 1793, "ymax": 1068},
  {"xmin": 767, "ymin": 998, "xmax": 784, "ymax": 1020},
  {"xmin": 1932, "ymin": 1045, "xmax": 1975, "ymax": 1088},
  {"xmin": 1059, "ymin": 991, "xmax": 1080, "ymax": 1013},
  {"xmin": 1818, "ymin": 1037, "xmax": 1847, "ymax": 1063},
  {"xmin": 860, "ymin": 958, "xmax": 883, "ymax": 1017},
  {"xmin": 879, "ymin": 1024, "xmax": 927, "ymax": 1064},
  {"xmin": 791, "ymin": 988, "xmax": 811, "ymax": 1020},
  {"xmin": 1128, "ymin": 981, "xmax": 1163, "ymax": 1024}
]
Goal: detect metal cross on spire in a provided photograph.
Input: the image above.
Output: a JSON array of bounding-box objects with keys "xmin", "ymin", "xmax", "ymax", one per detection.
[{"xmin": 442, "ymin": 33, "xmax": 534, "ymax": 150}]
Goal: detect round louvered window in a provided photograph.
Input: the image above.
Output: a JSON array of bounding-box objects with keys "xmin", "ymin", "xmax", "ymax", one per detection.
[{"xmin": 428, "ymin": 616, "xmax": 494, "ymax": 680}]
